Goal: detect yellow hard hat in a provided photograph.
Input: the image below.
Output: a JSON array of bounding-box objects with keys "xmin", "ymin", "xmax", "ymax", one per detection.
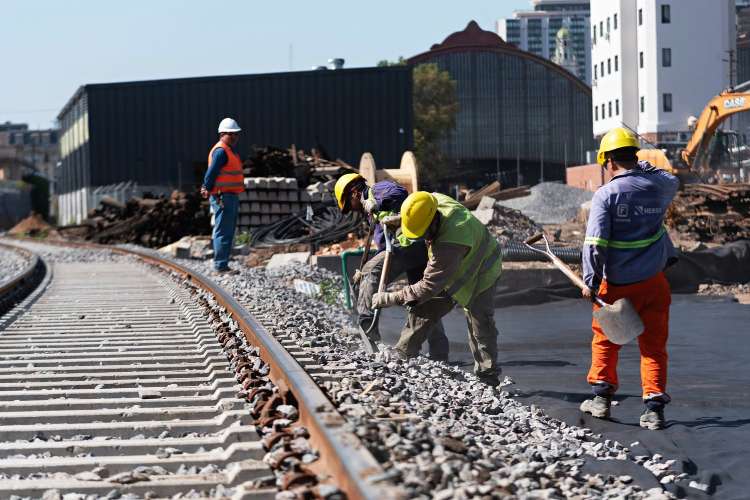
[
  {"xmin": 401, "ymin": 191, "xmax": 438, "ymax": 239},
  {"xmin": 334, "ymin": 173, "xmax": 364, "ymax": 210},
  {"xmin": 597, "ymin": 127, "xmax": 640, "ymax": 166}
]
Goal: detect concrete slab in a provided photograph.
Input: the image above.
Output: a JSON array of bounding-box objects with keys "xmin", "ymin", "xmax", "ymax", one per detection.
[{"xmin": 265, "ymin": 252, "xmax": 311, "ymax": 270}]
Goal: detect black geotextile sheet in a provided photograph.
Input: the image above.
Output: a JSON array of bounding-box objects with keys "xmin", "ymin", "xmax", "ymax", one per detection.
[
  {"xmin": 495, "ymin": 241, "xmax": 750, "ymax": 306},
  {"xmin": 378, "ymin": 294, "xmax": 750, "ymax": 499}
]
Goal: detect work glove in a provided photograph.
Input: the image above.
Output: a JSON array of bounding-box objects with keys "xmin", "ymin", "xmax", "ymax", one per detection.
[
  {"xmin": 372, "ymin": 291, "xmax": 401, "ymax": 309},
  {"xmin": 362, "ymin": 197, "xmax": 379, "ymax": 214},
  {"xmin": 381, "ymin": 214, "xmax": 402, "ymax": 229},
  {"xmin": 352, "ymin": 269, "xmax": 363, "ymax": 286}
]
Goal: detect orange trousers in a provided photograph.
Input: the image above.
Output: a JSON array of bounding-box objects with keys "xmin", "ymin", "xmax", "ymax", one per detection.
[{"xmin": 587, "ymin": 272, "xmax": 671, "ymax": 398}]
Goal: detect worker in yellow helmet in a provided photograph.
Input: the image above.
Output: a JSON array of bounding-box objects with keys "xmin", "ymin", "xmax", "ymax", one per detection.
[
  {"xmin": 371, "ymin": 191, "xmax": 503, "ymax": 386},
  {"xmin": 580, "ymin": 127, "xmax": 679, "ymax": 430},
  {"xmin": 334, "ymin": 174, "xmax": 449, "ymax": 361}
]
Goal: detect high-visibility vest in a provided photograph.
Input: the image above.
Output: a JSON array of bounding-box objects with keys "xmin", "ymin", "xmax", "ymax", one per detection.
[
  {"xmin": 208, "ymin": 142, "xmax": 244, "ymax": 194},
  {"xmin": 428, "ymin": 193, "xmax": 502, "ymax": 308}
]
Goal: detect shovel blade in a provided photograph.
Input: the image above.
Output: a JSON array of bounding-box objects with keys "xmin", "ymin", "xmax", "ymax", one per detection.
[
  {"xmin": 358, "ymin": 326, "xmax": 380, "ymax": 354},
  {"xmin": 593, "ymin": 298, "xmax": 644, "ymax": 345}
]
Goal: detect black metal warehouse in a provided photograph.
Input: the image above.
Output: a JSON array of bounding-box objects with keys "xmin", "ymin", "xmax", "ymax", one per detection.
[{"xmin": 56, "ymin": 66, "xmax": 413, "ymax": 197}]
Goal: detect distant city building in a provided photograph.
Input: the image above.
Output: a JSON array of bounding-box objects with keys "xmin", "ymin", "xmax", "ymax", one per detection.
[
  {"xmin": 591, "ymin": 0, "xmax": 736, "ymax": 145},
  {"xmin": 408, "ymin": 21, "xmax": 595, "ymax": 187},
  {"xmin": 497, "ymin": 0, "xmax": 591, "ymax": 83},
  {"xmin": 0, "ymin": 122, "xmax": 59, "ymax": 183}
]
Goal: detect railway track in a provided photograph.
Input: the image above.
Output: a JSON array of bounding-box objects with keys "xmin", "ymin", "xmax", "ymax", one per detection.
[{"xmin": 0, "ymin": 241, "xmax": 400, "ymax": 500}]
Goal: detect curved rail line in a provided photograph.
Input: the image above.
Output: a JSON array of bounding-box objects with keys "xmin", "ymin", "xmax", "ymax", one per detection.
[
  {"xmin": 0, "ymin": 242, "xmax": 46, "ymax": 316},
  {"xmin": 0, "ymin": 240, "xmax": 403, "ymax": 499}
]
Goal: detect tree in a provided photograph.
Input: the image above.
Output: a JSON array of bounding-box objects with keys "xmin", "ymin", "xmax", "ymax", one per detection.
[
  {"xmin": 412, "ymin": 63, "xmax": 458, "ymax": 189},
  {"xmin": 376, "ymin": 57, "xmax": 406, "ymax": 67}
]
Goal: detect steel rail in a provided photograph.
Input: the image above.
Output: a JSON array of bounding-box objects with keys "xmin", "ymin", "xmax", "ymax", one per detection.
[
  {"xmin": 0, "ymin": 241, "xmax": 45, "ymax": 315},
  {"xmin": 8, "ymin": 238, "xmax": 403, "ymax": 499}
]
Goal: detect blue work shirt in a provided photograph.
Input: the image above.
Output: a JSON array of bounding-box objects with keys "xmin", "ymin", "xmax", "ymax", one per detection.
[
  {"xmin": 583, "ymin": 161, "xmax": 679, "ymax": 290},
  {"xmin": 368, "ymin": 181, "xmax": 409, "ymax": 252},
  {"xmin": 203, "ymin": 146, "xmax": 232, "ymax": 192}
]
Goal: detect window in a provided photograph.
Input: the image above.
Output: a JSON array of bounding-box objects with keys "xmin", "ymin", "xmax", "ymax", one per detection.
[
  {"xmin": 615, "ymin": 55, "xmax": 619, "ymax": 71},
  {"xmin": 616, "ymin": 99, "xmax": 620, "ymax": 115},
  {"xmin": 614, "ymin": 13, "xmax": 618, "ymax": 29},
  {"xmin": 638, "ymin": 8, "xmax": 643, "ymax": 25},
  {"xmin": 592, "ymin": 26, "xmax": 597, "ymax": 44},
  {"xmin": 601, "ymin": 61, "xmax": 605, "ymax": 76},
  {"xmin": 662, "ymin": 4, "xmax": 671, "ymax": 23},
  {"xmin": 663, "ymin": 93, "xmax": 673, "ymax": 112},
  {"xmin": 639, "ymin": 51, "xmax": 644, "ymax": 68},
  {"xmin": 607, "ymin": 58, "xmax": 611, "ymax": 74},
  {"xmin": 662, "ymin": 47, "xmax": 672, "ymax": 67},
  {"xmin": 641, "ymin": 96, "xmax": 645, "ymax": 112},
  {"xmin": 595, "ymin": 106, "xmax": 599, "ymax": 121},
  {"xmin": 594, "ymin": 65, "xmax": 598, "ymax": 79},
  {"xmin": 607, "ymin": 17, "xmax": 610, "ymax": 33},
  {"xmin": 600, "ymin": 21, "xmax": 604, "ymax": 37},
  {"xmin": 601, "ymin": 103, "xmax": 606, "ymax": 118},
  {"xmin": 608, "ymin": 101, "xmax": 613, "ymax": 117}
]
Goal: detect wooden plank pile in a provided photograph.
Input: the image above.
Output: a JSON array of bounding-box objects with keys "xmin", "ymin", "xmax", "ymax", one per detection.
[
  {"xmin": 461, "ymin": 182, "xmax": 531, "ymax": 210},
  {"xmin": 667, "ymin": 183, "xmax": 750, "ymax": 243},
  {"xmin": 59, "ymin": 192, "xmax": 211, "ymax": 247}
]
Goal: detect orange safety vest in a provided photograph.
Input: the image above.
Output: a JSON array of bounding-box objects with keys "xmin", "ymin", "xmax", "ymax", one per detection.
[{"xmin": 207, "ymin": 141, "xmax": 245, "ymax": 194}]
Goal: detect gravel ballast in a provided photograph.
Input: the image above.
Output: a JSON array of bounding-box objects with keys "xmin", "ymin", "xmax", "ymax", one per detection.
[{"xmin": 0, "ymin": 245, "xmax": 30, "ymax": 287}]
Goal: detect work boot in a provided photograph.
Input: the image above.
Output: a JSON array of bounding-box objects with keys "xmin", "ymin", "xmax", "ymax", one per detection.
[
  {"xmin": 477, "ymin": 372, "xmax": 501, "ymax": 387},
  {"xmin": 579, "ymin": 396, "xmax": 612, "ymax": 419},
  {"xmin": 640, "ymin": 407, "xmax": 666, "ymax": 430}
]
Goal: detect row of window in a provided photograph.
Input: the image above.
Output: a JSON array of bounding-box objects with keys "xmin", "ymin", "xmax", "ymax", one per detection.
[
  {"xmin": 594, "ymin": 93, "xmax": 673, "ymax": 121},
  {"xmin": 594, "ymin": 55, "xmax": 619, "ymax": 79},
  {"xmin": 595, "ymin": 48, "xmax": 672, "ymax": 80},
  {"xmin": 594, "ymin": 4, "xmax": 671, "ymax": 44}
]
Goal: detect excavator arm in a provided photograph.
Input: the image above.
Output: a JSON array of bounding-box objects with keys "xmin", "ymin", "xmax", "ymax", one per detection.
[{"xmin": 682, "ymin": 84, "xmax": 750, "ymax": 168}]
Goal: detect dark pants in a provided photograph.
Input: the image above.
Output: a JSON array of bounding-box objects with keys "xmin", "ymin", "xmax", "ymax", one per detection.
[
  {"xmin": 395, "ymin": 281, "xmax": 500, "ymax": 378},
  {"xmin": 357, "ymin": 241, "xmax": 449, "ymax": 361}
]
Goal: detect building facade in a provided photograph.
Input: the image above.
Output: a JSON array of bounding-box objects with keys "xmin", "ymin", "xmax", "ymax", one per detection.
[
  {"xmin": 408, "ymin": 21, "xmax": 595, "ymax": 187},
  {"xmin": 56, "ymin": 66, "xmax": 413, "ymax": 224},
  {"xmin": 592, "ymin": 0, "xmax": 736, "ymax": 143},
  {"xmin": 497, "ymin": 0, "xmax": 591, "ymax": 83}
]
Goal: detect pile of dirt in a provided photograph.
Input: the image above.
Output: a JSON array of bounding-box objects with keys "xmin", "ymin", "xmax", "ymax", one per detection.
[{"xmin": 8, "ymin": 213, "xmax": 57, "ymax": 238}]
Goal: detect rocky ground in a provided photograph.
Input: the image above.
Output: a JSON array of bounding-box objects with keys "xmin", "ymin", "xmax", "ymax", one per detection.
[
  {"xmin": 0, "ymin": 245, "xmax": 30, "ymax": 286},
  {"xmin": 183, "ymin": 258, "xmax": 679, "ymax": 499}
]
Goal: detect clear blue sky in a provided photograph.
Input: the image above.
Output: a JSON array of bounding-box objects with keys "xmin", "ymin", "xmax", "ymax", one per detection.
[{"xmin": 2, "ymin": 1, "xmax": 529, "ymax": 129}]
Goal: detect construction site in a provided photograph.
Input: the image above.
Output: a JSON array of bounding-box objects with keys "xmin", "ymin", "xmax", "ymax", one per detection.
[{"xmin": 1, "ymin": 2, "xmax": 750, "ymax": 500}]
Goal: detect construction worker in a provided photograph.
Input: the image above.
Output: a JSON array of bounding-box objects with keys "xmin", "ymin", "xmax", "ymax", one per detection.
[
  {"xmin": 579, "ymin": 127, "xmax": 679, "ymax": 430},
  {"xmin": 334, "ymin": 173, "xmax": 449, "ymax": 361},
  {"xmin": 371, "ymin": 191, "xmax": 503, "ymax": 386},
  {"xmin": 200, "ymin": 118, "xmax": 245, "ymax": 274}
]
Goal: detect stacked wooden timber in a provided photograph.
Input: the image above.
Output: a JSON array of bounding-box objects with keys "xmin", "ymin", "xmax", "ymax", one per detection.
[
  {"xmin": 462, "ymin": 182, "xmax": 531, "ymax": 209},
  {"xmin": 667, "ymin": 183, "xmax": 750, "ymax": 243},
  {"xmin": 59, "ymin": 192, "xmax": 211, "ymax": 247}
]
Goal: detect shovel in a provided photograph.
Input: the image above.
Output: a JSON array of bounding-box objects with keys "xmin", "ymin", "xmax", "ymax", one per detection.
[
  {"xmin": 523, "ymin": 233, "xmax": 644, "ymax": 345},
  {"xmin": 357, "ymin": 224, "xmax": 393, "ymax": 354}
]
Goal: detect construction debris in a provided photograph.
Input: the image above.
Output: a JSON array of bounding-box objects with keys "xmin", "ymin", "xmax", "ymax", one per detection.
[
  {"xmin": 473, "ymin": 196, "xmax": 543, "ymax": 245},
  {"xmin": 59, "ymin": 191, "xmax": 210, "ymax": 247},
  {"xmin": 244, "ymin": 145, "xmax": 354, "ymax": 185},
  {"xmin": 667, "ymin": 183, "xmax": 750, "ymax": 243},
  {"xmin": 158, "ymin": 235, "xmax": 212, "ymax": 259}
]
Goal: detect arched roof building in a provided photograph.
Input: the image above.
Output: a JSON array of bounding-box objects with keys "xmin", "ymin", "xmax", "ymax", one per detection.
[{"xmin": 408, "ymin": 21, "xmax": 595, "ymax": 186}]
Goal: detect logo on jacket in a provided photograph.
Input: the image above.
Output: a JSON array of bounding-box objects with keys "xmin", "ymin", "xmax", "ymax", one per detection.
[
  {"xmin": 634, "ymin": 205, "xmax": 662, "ymax": 216},
  {"xmin": 616, "ymin": 204, "xmax": 629, "ymax": 218}
]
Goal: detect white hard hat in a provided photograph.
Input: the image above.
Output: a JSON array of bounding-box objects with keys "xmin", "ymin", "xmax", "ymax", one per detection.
[{"xmin": 218, "ymin": 117, "xmax": 241, "ymax": 133}]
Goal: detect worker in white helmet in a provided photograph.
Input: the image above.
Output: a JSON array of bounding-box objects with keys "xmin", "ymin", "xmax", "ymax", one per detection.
[{"xmin": 200, "ymin": 118, "xmax": 244, "ymax": 274}]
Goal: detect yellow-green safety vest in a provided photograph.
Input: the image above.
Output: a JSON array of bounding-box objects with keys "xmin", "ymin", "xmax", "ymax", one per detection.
[{"xmin": 428, "ymin": 193, "xmax": 502, "ymax": 308}]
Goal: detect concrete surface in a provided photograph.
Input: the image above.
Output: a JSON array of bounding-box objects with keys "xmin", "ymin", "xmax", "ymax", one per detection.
[{"xmin": 379, "ymin": 295, "xmax": 750, "ymax": 499}]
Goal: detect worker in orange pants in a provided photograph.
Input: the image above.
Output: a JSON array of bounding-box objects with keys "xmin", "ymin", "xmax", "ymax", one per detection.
[
  {"xmin": 587, "ymin": 273, "xmax": 671, "ymax": 414},
  {"xmin": 580, "ymin": 128, "xmax": 679, "ymax": 430}
]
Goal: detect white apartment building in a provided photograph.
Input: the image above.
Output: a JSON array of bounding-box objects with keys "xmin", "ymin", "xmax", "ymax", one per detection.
[
  {"xmin": 591, "ymin": 0, "xmax": 736, "ymax": 142},
  {"xmin": 498, "ymin": 0, "xmax": 591, "ymax": 83}
]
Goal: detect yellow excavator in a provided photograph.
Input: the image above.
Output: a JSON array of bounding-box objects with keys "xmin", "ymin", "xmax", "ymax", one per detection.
[{"xmin": 636, "ymin": 81, "xmax": 750, "ymax": 180}]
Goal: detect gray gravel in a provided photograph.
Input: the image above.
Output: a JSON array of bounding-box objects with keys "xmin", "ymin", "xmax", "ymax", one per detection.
[
  {"xmin": 184, "ymin": 259, "xmax": 679, "ymax": 499},
  {"xmin": 497, "ymin": 182, "xmax": 593, "ymax": 224},
  {"xmin": 0, "ymin": 245, "xmax": 30, "ymax": 287}
]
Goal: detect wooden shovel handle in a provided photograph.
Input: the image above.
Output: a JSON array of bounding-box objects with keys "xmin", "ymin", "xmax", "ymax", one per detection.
[
  {"xmin": 377, "ymin": 248, "xmax": 391, "ymax": 294},
  {"xmin": 525, "ymin": 233, "xmax": 544, "ymax": 245}
]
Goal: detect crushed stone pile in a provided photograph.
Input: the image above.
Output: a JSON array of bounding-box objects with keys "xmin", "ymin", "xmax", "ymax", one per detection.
[
  {"xmin": 8, "ymin": 213, "xmax": 56, "ymax": 237},
  {"xmin": 497, "ymin": 182, "xmax": 593, "ymax": 225}
]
